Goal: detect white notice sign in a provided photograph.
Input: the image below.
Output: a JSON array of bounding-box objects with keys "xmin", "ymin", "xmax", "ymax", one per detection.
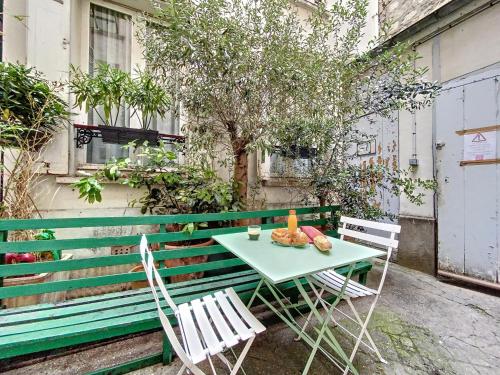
[{"xmin": 463, "ymin": 130, "xmax": 497, "ymax": 161}]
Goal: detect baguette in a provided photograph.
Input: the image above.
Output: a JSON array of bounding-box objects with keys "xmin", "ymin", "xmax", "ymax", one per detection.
[{"xmin": 313, "ymin": 235, "xmax": 332, "ymax": 252}]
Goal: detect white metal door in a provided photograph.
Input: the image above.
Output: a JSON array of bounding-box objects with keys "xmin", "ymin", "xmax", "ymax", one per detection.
[{"xmin": 436, "ymin": 68, "xmax": 500, "ymax": 283}]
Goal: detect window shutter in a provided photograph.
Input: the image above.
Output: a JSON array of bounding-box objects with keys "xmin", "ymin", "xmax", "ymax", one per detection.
[{"xmin": 27, "ymin": 0, "xmax": 71, "ymax": 175}]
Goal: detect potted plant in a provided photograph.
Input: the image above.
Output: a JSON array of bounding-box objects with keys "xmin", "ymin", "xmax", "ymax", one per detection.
[
  {"xmin": 73, "ymin": 142, "xmax": 239, "ymax": 283},
  {"xmin": 3, "ymin": 229, "xmax": 73, "ymax": 308},
  {"xmin": 0, "ymin": 63, "xmax": 69, "ymax": 151},
  {"xmin": 0, "ymin": 62, "xmax": 73, "ymax": 307},
  {"xmin": 0, "ymin": 62, "xmax": 69, "ymax": 227},
  {"xmin": 70, "ymin": 64, "xmax": 171, "ymax": 145},
  {"xmin": 126, "ymin": 68, "xmax": 171, "ymax": 145}
]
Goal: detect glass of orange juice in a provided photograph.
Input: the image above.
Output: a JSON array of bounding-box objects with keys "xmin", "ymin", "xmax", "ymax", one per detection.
[{"xmin": 248, "ymin": 225, "xmax": 261, "ymax": 240}]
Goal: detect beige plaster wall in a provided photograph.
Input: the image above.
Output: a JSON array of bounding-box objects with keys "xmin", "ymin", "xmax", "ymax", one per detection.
[
  {"xmin": 438, "ymin": 4, "xmax": 500, "ymax": 83},
  {"xmin": 379, "ymin": 0, "xmax": 453, "ymax": 37}
]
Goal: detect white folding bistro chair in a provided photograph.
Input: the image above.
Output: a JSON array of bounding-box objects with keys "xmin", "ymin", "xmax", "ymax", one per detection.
[
  {"xmin": 139, "ymin": 235, "xmax": 266, "ymax": 375},
  {"xmin": 298, "ymin": 216, "xmax": 400, "ymax": 374}
]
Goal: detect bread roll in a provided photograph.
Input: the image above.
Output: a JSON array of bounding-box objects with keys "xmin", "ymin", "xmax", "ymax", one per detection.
[
  {"xmin": 313, "ymin": 235, "xmax": 332, "ymax": 252},
  {"xmin": 271, "ymin": 228, "xmax": 309, "ymax": 247}
]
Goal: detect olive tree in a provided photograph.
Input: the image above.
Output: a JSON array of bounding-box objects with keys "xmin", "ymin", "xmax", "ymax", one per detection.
[{"xmin": 141, "ymin": 0, "xmax": 439, "ymax": 210}]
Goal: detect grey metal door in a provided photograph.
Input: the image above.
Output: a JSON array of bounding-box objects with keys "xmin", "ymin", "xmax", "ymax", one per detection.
[
  {"xmin": 354, "ymin": 114, "xmax": 400, "ymax": 220},
  {"xmin": 436, "ymin": 68, "xmax": 500, "ymax": 283}
]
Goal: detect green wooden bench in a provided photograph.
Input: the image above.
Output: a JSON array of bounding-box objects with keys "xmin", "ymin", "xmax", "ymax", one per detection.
[{"xmin": 0, "ymin": 206, "xmax": 372, "ymax": 374}]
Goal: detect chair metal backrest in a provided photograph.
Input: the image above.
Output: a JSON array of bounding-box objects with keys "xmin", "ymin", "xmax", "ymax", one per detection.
[
  {"xmin": 337, "ymin": 216, "xmax": 401, "ymax": 293},
  {"xmin": 139, "ymin": 235, "xmax": 195, "ymax": 369}
]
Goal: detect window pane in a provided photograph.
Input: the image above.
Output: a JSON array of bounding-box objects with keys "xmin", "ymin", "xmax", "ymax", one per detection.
[
  {"xmin": 87, "ymin": 4, "xmax": 131, "ymax": 164},
  {"xmin": 150, "ymin": 103, "xmax": 180, "ymax": 135},
  {"xmin": 270, "ymin": 153, "xmax": 311, "ymax": 178}
]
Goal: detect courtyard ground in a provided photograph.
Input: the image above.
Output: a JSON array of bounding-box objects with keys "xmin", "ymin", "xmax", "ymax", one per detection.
[{"xmin": 3, "ymin": 263, "xmax": 499, "ymax": 375}]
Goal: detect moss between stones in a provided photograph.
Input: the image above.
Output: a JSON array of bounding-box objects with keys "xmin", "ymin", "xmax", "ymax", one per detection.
[{"xmin": 330, "ymin": 306, "xmax": 456, "ymax": 374}]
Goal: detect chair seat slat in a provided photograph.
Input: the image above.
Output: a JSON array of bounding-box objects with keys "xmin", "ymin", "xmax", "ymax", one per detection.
[
  {"xmin": 313, "ymin": 271, "xmax": 376, "ymax": 298},
  {"xmin": 323, "ymin": 270, "xmax": 376, "ymax": 295},
  {"xmin": 178, "ymin": 303, "xmax": 206, "ymax": 364},
  {"xmin": 190, "ymin": 299, "xmax": 224, "ymax": 356},
  {"xmin": 312, "ymin": 273, "xmax": 363, "ymax": 298},
  {"xmin": 224, "ymin": 288, "xmax": 266, "ymax": 334},
  {"xmin": 214, "ymin": 291, "xmax": 254, "ymax": 341},
  {"xmin": 202, "ymin": 295, "xmax": 239, "ymax": 348}
]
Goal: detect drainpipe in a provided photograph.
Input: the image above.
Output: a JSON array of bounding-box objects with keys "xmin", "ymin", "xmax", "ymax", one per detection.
[{"xmin": 431, "ymin": 34, "xmax": 441, "ymax": 277}]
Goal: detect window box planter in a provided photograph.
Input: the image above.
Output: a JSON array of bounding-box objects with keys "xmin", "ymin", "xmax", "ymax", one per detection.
[
  {"xmin": 98, "ymin": 125, "xmax": 159, "ymax": 146},
  {"xmin": 74, "ymin": 124, "xmax": 185, "ymax": 148}
]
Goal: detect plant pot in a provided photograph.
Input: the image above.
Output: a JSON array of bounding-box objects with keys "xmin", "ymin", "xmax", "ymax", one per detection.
[
  {"xmin": 127, "ymin": 238, "xmax": 214, "ymax": 288},
  {"xmin": 3, "ymin": 254, "xmax": 73, "ymax": 308},
  {"xmin": 165, "ymin": 238, "xmax": 214, "ymax": 283},
  {"xmin": 98, "ymin": 125, "xmax": 159, "ymax": 146},
  {"xmin": 128, "ymin": 264, "xmax": 155, "ymax": 290}
]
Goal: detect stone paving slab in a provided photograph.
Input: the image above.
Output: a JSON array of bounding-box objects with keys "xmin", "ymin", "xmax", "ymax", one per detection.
[{"xmin": 2, "ymin": 263, "xmax": 499, "ymax": 374}]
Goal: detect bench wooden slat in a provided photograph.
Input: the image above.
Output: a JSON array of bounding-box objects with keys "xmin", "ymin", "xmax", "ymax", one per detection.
[
  {"xmin": 0, "ymin": 206, "xmax": 335, "ymax": 231},
  {"xmin": 0, "ymin": 269, "xmax": 258, "ymax": 318},
  {"xmin": 0, "ymin": 263, "xmax": 372, "ymax": 338},
  {"xmin": 0, "ymin": 279, "xmax": 264, "ymax": 351},
  {"xmin": 0, "ymin": 258, "xmax": 247, "ymax": 299},
  {"xmin": 0, "ymin": 219, "xmax": 326, "ymax": 253},
  {"xmin": 0, "ymin": 245, "xmax": 230, "ymax": 277},
  {"xmin": 0, "ymin": 272, "xmax": 262, "ymax": 327}
]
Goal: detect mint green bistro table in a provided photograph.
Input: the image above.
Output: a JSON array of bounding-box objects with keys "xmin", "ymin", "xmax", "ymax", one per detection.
[{"xmin": 213, "ymin": 229, "xmax": 386, "ymax": 375}]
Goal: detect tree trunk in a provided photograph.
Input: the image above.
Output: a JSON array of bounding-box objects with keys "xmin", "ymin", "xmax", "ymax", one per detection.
[
  {"xmin": 234, "ymin": 150, "xmax": 248, "ymax": 206},
  {"xmin": 318, "ymin": 195, "xmax": 326, "ymax": 231}
]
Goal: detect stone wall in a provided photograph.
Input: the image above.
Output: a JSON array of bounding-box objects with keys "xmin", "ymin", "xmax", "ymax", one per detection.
[{"xmin": 379, "ymin": 0, "xmax": 453, "ymax": 37}]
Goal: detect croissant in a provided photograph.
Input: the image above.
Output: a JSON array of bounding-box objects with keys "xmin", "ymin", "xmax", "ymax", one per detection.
[{"xmin": 272, "ymin": 228, "xmax": 309, "ymax": 247}]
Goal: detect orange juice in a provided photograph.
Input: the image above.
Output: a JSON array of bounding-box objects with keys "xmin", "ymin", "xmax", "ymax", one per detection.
[{"xmin": 288, "ymin": 209, "xmax": 297, "ymax": 234}]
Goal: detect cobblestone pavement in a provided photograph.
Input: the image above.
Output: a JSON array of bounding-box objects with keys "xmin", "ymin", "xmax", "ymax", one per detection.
[{"xmin": 3, "ymin": 263, "xmax": 499, "ymax": 375}]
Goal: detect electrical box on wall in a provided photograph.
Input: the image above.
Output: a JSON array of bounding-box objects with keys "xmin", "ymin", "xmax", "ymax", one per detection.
[{"xmin": 409, "ymin": 158, "xmax": 419, "ymax": 166}]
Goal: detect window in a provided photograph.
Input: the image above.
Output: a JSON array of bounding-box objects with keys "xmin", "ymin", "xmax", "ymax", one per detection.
[
  {"xmin": 151, "ymin": 108, "xmax": 180, "ymax": 136},
  {"xmin": 269, "ymin": 153, "xmax": 312, "ymax": 178},
  {"xmin": 86, "ymin": 4, "xmax": 131, "ymax": 164}
]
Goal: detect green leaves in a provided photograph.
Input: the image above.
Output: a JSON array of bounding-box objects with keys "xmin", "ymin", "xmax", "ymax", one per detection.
[
  {"xmin": 136, "ymin": 0, "xmax": 440, "ymax": 216},
  {"xmin": 34, "ymin": 229, "xmax": 56, "ymax": 241},
  {"xmin": 70, "ymin": 63, "xmax": 131, "ymax": 127},
  {"xmin": 73, "ymin": 142, "xmax": 239, "ymax": 217},
  {"xmin": 72, "ymin": 176, "xmax": 104, "ymax": 204},
  {"xmin": 127, "ymin": 68, "xmax": 171, "ymax": 130},
  {"xmin": 0, "ymin": 62, "xmax": 70, "ymax": 149}
]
